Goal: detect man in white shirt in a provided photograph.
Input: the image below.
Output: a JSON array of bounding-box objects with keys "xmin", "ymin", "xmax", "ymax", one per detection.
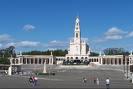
[
  {"xmin": 106, "ymin": 77, "xmax": 110, "ymax": 89},
  {"xmin": 33, "ymin": 76, "xmax": 38, "ymax": 86}
]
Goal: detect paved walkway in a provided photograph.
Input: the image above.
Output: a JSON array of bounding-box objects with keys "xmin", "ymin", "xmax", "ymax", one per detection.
[{"xmin": 0, "ymin": 69, "xmax": 132, "ymax": 88}]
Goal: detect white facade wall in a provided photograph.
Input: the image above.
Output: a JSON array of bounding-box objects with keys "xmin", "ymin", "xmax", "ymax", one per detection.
[{"xmin": 66, "ymin": 17, "xmax": 90, "ymax": 60}]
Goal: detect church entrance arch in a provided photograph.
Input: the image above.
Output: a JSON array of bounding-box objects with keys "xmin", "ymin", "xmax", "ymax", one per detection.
[{"xmin": 76, "ymin": 57, "xmax": 78, "ymax": 59}]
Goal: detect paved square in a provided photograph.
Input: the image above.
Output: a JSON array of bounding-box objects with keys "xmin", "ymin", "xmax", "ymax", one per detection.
[{"xmin": 0, "ymin": 68, "xmax": 133, "ymax": 88}]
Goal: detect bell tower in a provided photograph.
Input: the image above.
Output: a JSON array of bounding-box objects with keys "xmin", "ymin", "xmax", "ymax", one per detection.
[
  {"xmin": 66, "ymin": 16, "xmax": 90, "ymax": 59},
  {"xmin": 74, "ymin": 17, "xmax": 81, "ymax": 44}
]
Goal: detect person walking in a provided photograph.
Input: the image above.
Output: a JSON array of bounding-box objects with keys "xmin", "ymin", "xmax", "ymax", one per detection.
[
  {"xmin": 33, "ymin": 76, "xmax": 38, "ymax": 86},
  {"xmin": 105, "ymin": 77, "xmax": 110, "ymax": 89}
]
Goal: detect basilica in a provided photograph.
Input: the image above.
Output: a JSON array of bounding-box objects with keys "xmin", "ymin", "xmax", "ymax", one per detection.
[{"xmin": 66, "ymin": 17, "xmax": 90, "ymax": 60}]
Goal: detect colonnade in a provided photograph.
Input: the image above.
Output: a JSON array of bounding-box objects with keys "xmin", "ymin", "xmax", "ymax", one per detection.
[
  {"xmin": 11, "ymin": 55, "xmax": 54, "ymax": 65},
  {"xmin": 10, "ymin": 55, "xmax": 132, "ymax": 66}
]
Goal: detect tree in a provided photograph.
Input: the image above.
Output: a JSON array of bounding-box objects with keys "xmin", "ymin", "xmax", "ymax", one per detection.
[
  {"xmin": 103, "ymin": 48, "xmax": 129, "ymax": 55},
  {"xmin": 0, "ymin": 46, "xmax": 16, "ymax": 64},
  {"xmin": 90, "ymin": 52, "xmax": 99, "ymax": 56},
  {"xmin": 0, "ymin": 57, "xmax": 10, "ymax": 64},
  {"xmin": 22, "ymin": 49, "xmax": 68, "ymax": 56}
]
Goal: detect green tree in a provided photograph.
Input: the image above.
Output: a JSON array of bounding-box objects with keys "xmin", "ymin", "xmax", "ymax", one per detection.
[
  {"xmin": 0, "ymin": 46, "xmax": 16, "ymax": 64},
  {"xmin": 103, "ymin": 48, "xmax": 129, "ymax": 55},
  {"xmin": 90, "ymin": 52, "xmax": 99, "ymax": 56},
  {"xmin": 22, "ymin": 49, "xmax": 68, "ymax": 56}
]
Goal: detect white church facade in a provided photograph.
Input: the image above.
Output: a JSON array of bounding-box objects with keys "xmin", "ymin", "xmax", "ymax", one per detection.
[{"xmin": 66, "ymin": 17, "xmax": 90, "ymax": 60}]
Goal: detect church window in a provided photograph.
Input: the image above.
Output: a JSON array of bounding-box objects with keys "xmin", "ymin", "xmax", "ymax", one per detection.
[
  {"xmin": 76, "ymin": 27, "xmax": 78, "ymax": 30},
  {"xmin": 76, "ymin": 57, "xmax": 78, "ymax": 59},
  {"xmin": 76, "ymin": 33, "xmax": 78, "ymax": 38}
]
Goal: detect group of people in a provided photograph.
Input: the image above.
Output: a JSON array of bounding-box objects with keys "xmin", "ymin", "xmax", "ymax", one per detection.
[
  {"xmin": 83, "ymin": 77, "xmax": 110, "ymax": 89},
  {"xmin": 29, "ymin": 76, "xmax": 38, "ymax": 86}
]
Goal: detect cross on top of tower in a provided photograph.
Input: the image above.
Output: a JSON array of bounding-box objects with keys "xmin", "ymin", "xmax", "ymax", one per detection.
[{"xmin": 76, "ymin": 17, "xmax": 79, "ymax": 23}]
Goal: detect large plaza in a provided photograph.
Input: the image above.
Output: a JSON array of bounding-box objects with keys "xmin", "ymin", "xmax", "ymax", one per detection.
[{"xmin": 0, "ymin": 66, "xmax": 133, "ymax": 88}]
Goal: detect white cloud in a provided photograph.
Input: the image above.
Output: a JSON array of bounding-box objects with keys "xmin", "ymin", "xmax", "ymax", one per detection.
[
  {"xmin": 105, "ymin": 27, "xmax": 127, "ymax": 40},
  {"xmin": 46, "ymin": 40, "xmax": 68, "ymax": 49},
  {"xmin": 126, "ymin": 31, "xmax": 133, "ymax": 37},
  {"xmin": 49, "ymin": 40, "xmax": 59, "ymax": 43},
  {"xmin": 16, "ymin": 41, "xmax": 40, "ymax": 47},
  {"xmin": 5, "ymin": 42, "xmax": 16, "ymax": 47},
  {"xmin": 23, "ymin": 24, "xmax": 35, "ymax": 31},
  {"xmin": 81, "ymin": 38, "xmax": 89, "ymax": 42},
  {"xmin": 105, "ymin": 27, "xmax": 126, "ymax": 36},
  {"xmin": 0, "ymin": 34, "xmax": 12, "ymax": 42},
  {"xmin": 105, "ymin": 35, "xmax": 122, "ymax": 40},
  {"xmin": 94, "ymin": 39, "xmax": 106, "ymax": 43},
  {"xmin": 95, "ymin": 27, "xmax": 128, "ymax": 43},
  {"xmin": 4, "ymin": 40, "xmax": 67, "ymax": 51},
  {"xmin": 5, "ymin": 41, "xmax": 40, "ymax": 48},
  {"xmin": 0, "ymin": 44, "xmax": 2, "ymax": 48}
]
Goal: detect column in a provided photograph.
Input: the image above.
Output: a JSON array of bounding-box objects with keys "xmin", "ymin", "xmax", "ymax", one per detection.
[
  {"xmin": 50, "ymin": 57, "xmax": 54, "ymax": 65},
  {"xmin": 125, "ymin": 58, "xmax": 127, "ymax": 66},
  {"xmin": 109, "ymin": 58, "xmax": 111, "ymax": 65},
  {"xmin": 101, "ymin": 57, "xmax": 103, "ymax": 64},
  {"xmin": 121, "ymin": 58, "xmax": 123, "ymax": 65},
  {"xmin": 49, "ymin": 58, "xmax": 50, "ymax": 65},
  {"xmin": 22, "ymin": 58, "xmax": 23, "ymax": 64},
  {"xmin": 18, "ymin": 58, "xmax": 21, "ymax": 64},
  {"xmin": 129, "ymin": 58, "xmax": 131, "ymax": 65},
  {"xmin": 29, "ymin": 58, "xmax": 31, "ymax": 64},
  {"xmin": 113, "ymin": 58, "xmax": 115, "ymax": 65},
  {"xmin": 117, "ymin": 58, "xmax": 119, "ymax": 65},
  {"xmin": 105, "ymin": 59, "xmax": 107, "ymax": 65},
  {"xmin": 37, "ymin": 58, "xmax": 39, "ymax": 64},
  {"xmin": 132, "ymin": 73, "xmax": 133, "ymax": 83},
  {"xmin": 43, "ymin": 60, "xmax": 47, "ymax": 73},
  {"xmin": 26, "ymin": 58, "xmax": 27, "ymax": 64},
  {"xmin": 33, "ymin": 58, "xmax": 35, "ymax": 64},
  {"xmin": 41, "ymin": 59, "xmax": 43, "ymax": 64}
]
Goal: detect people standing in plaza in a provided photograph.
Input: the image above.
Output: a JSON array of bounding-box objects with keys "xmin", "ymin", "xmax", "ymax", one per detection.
[
  {"xmin": 93, "ymin": 77, "xmax": 96, "ymax": 84},
  {"xmin": 96, "ymin": 77, "xmax": 99, "ymax": 85},
  {"xmin": 29, "ymin": 76, "xmax": 33, "ymax": 83},
  {"xmin": 83, "ymin": 77, "xmax": 87, "ymax": 83},
  {"xmin": 105, "ymin": 77, "xmax": 110, "ymax": 89}
]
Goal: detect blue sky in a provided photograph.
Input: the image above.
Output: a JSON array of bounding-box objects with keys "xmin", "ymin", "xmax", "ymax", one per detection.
[{"xmin": 0, "ymin": 0, "xmax": 133, "ymax": 52}]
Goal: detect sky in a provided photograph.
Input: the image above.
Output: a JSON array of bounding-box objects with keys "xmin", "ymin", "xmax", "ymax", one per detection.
[{"xmin": 0, "ymin": 0, "xmax": 133, "ymax": 52}]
